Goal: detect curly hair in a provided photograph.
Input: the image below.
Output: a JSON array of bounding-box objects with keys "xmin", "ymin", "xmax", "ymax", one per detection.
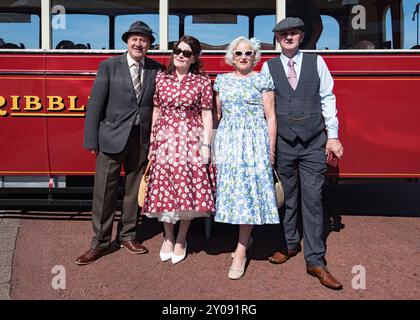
[{"xmin": 224, "ymin": 36, "xmax": 261, "ymax": 67}]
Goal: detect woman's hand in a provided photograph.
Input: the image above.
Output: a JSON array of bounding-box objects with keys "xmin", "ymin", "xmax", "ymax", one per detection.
[
  {"xmin": 147, "ymin": 148, "xmax": 155, "ymax": 161},
  {"xmin": 201, "ymin": 144, "xmax": 211, "ymax": 164}
]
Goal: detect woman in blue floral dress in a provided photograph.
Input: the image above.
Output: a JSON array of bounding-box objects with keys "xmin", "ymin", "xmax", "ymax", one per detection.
[{"xmin": 214, "ymin": 36, "xmax": 280, "ymax": 280}]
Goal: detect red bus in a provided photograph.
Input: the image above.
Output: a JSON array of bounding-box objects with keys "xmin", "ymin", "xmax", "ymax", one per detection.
[{"xmin": 1, "ymin": 0, "xmax": 419, "ymax": 208}]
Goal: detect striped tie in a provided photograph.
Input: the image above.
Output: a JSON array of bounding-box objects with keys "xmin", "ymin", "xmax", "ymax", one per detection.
[{"xmin": 132, "ymin": 63, "xmax": 141, "ymax": 103}]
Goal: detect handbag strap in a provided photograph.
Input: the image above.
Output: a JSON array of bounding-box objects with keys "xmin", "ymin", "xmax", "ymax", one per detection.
[
  {"xmin": 273, "ymin": 169, "xmax": 280, "ymax": 182},
  {"xmin": 144, "ymin": 160, "xmax": 153, "ymax": 176}
]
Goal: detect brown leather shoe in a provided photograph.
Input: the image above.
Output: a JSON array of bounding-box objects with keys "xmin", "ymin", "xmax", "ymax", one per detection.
[
  {"xmin": 307, "ymin": 266, "xmax": 343, "ymax": 290},
  {"xmin": 120, "ymin": 240, "xmax": 148, "ymax": 254},
  {"xmin": 75, "ymin": 248, "xmax": 109, "ymax": 265},
  {"xmin": 268, "ymin": 244, "xmax": 301, "ymax": 264}
]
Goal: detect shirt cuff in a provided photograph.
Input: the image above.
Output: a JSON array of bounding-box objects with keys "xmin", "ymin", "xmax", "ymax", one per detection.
[{"xmin": 327, "ymin": 130, "xmax": 338, "ymax": 139}]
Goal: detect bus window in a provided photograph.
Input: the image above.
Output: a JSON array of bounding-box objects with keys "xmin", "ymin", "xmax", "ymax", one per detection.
[
  {"xmin": 115, "ymin": 14, "xmax": 159, "ymax": 50},
  {"xmin": 316, "ymin": 15, "xmax": 339, "ymax": 50},
  {"xmin": 254, "ymin": 15, "xmax": 276, "ymax": 50},
  {"xmin": 385, "ymin": 6, "xmax": 393, "ymax": 48},
  {"xmin": 406, "ymin": 0, "xmax": 420, "ymax": 49},
  {"xmin": 386, "ymin": 0, "xmax": 420, "ymax": 49},
  {"xmin": 169, "ymin": 15, "xmax": 180, "ymax": 46},
  {"xmin": 51, "ymin": 0, "xmax": 159, "ymax": 50},
  {"xmin": 285, "ymin": 0, "xmax": 415, "ymax": 50},
  {"xmin": 0, "ymin": 0, "xmax": 40, "ymax": 49},
  {"xmin": 169, "ymin": 0, "xmax": 275, "ymax": 50},
  {"xmin": 53, "ymin": 14, "xmax": 108, "ymax": 49},
  {"xmin": 183, "ymin": 14, "xmax": 249, "ymax": 49}
]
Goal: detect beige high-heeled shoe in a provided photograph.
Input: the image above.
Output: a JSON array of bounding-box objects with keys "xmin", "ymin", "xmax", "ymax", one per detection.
[
  {"xmin": 228, "ymin": 257, "xmax": 247, "ymax": 280},
  {"xmin": 231, "ymin": 236, "xmax": 253, "ymax": 258}
]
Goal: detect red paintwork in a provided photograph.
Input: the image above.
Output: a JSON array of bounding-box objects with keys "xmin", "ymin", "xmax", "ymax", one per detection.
[{"xmin": 0, "ymin": 52, "xmax": 419, "ymax": 178}]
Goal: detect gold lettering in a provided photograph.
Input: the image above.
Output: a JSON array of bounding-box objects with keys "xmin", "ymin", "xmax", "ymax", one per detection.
[
  {"xmin": 24, "ymin": 96, "xmax": 42, "ymax": 111},
  {"xmin": 0, "ymin": 96, "xmax": 7, "ymax": 116},
  {"xmin": 10, "ymin": 96, "xmax": 20, "ymax": 111},
  {"xmin": 68, "ymin": 96, "xmax": 85, "ymax": 112},
  {"xmin": 47, "ymin": 96, "xmax": 65, "ymax": 111}
]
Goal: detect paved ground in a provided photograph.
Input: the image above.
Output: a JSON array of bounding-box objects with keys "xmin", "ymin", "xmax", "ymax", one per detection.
[
  {"xmin": 0, "ymin": 214, "xmax": 20, "ymax": 300},
  {"xmin": 2, "ymin": 181, "xmax": 420, "ymax": 300}
]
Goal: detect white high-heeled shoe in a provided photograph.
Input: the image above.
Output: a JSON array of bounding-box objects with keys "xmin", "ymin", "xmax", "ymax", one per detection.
[
  {"xmin": 159, "ymin": 240, "xmax": 173, "ymax": 262},
  {"xmin": 171, "ymin": 242, "xmax": 187, "ymax": 265}
]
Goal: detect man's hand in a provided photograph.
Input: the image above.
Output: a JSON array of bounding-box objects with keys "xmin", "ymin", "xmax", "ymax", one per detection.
[
  {"xmin": 269, "ymin": 152, "xmax": 276, "ymax": 166},
  {"xmin": 89, "ymin": 149, "xmax": 98, "ymax": 155},
  {"xmin": 325, "ymin": 139, "xmax": 344, "ymax": 159}
]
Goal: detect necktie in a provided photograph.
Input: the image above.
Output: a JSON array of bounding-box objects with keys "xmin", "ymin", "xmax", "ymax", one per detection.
[
  {"xmin": 132, "ymin": 63, "xmax": 142, "ymax": 103},
  {"xmin": 287, "ymin": 59, "xmax": 298, "ymax": 90},
  {"xmin": 132, "ymin": 63, "xmax": 141, "ymax": 125}
]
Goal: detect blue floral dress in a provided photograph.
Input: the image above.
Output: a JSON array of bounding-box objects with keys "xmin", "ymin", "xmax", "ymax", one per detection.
[{"xmin": 213, "ymin": 72, "xmax": 280, "ymax": 225}]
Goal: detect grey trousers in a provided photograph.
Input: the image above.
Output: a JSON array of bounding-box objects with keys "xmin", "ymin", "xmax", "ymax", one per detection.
[
  {"xmin": 90, "ymin": 126, "xmax": 147, "ymax": 250},
  {"xmin": 276, "ymin": 132, "xmax": 328, "ymax": 267}
]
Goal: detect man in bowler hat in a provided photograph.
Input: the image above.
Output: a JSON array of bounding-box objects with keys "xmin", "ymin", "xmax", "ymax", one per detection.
[
  {"xmin": 76, "ymin": 21, "xmax": 163, "ymax": 265},
  {"xmin": 261, "ymin": 17, "xmax": 344, "ymax": 289}
]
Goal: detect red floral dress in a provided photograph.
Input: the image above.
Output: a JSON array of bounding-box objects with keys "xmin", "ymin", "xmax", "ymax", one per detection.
[{"xmin": 142, "ymin": 71, "xmax": 215, "ymax": 223}]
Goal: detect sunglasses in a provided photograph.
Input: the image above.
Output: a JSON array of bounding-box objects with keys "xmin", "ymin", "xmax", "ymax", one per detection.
[
  {"xmin": 233, "ymin": 50, "xmax": 254, "ymax": 57},
  {"xmin": 173, "ymin": 47, "xmax": 193, "ymax": 58}
]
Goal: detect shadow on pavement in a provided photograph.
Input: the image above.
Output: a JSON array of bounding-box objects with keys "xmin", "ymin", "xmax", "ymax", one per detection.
[
  {"xmin": 1, "ymin": 181, "xmax": 419, "ymax": 263},
  {"xmin": 324, "ymin": 181, "xmax": 420, "ymax": 217},
  {"xmin": 160, "ymin": 181, "xmax": 420, "ymax": 262}
]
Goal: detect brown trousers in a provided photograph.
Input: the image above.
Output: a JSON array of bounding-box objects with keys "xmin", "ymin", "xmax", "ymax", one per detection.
[{"xmin": 90, "ymin": 126, "xmax": 148, "ymax": 250}]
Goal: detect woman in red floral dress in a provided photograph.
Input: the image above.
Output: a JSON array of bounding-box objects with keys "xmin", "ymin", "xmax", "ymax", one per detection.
[{"xmin": 142, "ymin": 36, "xmax": 215, "ymax": 264}]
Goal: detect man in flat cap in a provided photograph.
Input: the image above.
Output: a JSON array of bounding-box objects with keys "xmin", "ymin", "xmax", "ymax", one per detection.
[
  {"xmin": 76, "ymin": 21, "xmax": 163, "ymax": 265},
  {"xmin": 261, "ymin": 17, "xmax": 344, "ymax": 289}
]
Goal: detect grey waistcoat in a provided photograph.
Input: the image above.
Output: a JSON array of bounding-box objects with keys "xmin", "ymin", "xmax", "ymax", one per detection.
[{"xmin": 267, "ymin": 53, "xmax": 325, "ymax": 142}]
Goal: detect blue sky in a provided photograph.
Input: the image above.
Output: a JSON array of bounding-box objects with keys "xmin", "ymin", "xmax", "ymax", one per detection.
[{"xmin": 0, "ymin": 0, "xmax": 419, "ymax": 50}]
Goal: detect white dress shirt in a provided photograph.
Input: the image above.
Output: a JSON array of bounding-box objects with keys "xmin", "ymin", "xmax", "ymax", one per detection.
[{"xmin": 261, "ymin": 50, "xmax": 339, "ymax": 139}]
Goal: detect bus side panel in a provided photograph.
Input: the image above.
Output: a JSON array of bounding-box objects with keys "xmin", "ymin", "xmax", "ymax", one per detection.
[
  {"xmin": 324, "ymin": 54, "xmax": 420, "ymax": 178},
  {"xmin": 0, "ymin": 54, "xmax": 50, "ymax": 175},
  {"xmin": 333, "ymin": 76, "xmax": 420, "ymax": 177},
  {"xmin": 45, "ymin": 54, "xmax": 114, "ymax": 175},
  {"xmin": 44, "ymin": 75, "xmax": 94, "ymax": 175},
  {"xmin": 45, "ymin": 54, "xmax": 169, "ymax": 175},
  {"xmin": 46, "ymin": 77, "xmax": 95, "ymax": 175}
]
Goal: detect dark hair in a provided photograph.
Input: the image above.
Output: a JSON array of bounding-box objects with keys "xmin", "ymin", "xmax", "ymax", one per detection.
[
  {"xmin": 165, "ymin": 35, "xmax": 204, "ymax": 75},
  {"xmin": 56, "ymin": 40, "xmax": 75, "ymax": 49}
]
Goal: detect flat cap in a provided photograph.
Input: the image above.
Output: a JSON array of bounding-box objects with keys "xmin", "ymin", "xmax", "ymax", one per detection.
[{"xmin": 272, "ymin": 17, "xmax": 305, "ymax": 32}]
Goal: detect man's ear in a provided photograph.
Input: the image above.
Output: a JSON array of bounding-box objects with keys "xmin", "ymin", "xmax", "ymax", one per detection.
[{"xmin": 300, "ymin": 32, "xmax": 305, "ymax": 43}]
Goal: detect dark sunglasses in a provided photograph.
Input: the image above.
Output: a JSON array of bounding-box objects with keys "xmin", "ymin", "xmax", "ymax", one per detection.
[
  {"xmin": 173, "ymin": 47, "xmax": 193, "ymax": 58},
  {"xmin": 233, "ymin": 50, "xmax": 254, "ymax": 57}
]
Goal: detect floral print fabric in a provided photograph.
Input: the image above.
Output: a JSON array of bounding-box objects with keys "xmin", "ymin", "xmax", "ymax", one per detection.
[
  {"xmin": 213, "ymin": 72, "xmax": 280, "ymax": 225},
  {"xmin": 142, "ymin": 71, "xmax": 215, "ymax": 224}
]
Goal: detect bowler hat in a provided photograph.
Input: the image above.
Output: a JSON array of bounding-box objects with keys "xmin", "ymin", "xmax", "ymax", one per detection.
[
  {"xmin": 272, "ymin": 17, "xmax": 305, "ymax": 32},
  {"xmin": 122, "ymin": 21, "xmax": 155, "ymax": 44}
]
